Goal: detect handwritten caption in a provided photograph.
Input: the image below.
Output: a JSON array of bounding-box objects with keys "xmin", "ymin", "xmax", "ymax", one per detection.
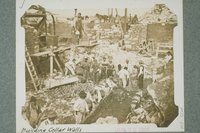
[{"xmin": 21, "ymin": 127, "xmax": 82, "ymax": 133}]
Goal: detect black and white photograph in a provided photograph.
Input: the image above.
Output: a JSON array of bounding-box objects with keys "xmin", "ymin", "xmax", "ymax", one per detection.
[{"xmin": 16, "ymin": 0, "xmax": 184, "ymax": 132}]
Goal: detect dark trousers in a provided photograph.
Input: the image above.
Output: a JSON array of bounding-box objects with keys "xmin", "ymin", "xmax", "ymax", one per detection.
[{"xmin": 138, "ymin": 74, "xmax": 144, "ymax": 89}]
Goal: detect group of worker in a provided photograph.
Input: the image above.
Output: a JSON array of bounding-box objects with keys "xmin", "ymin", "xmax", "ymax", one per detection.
[
  {"xmin": 116, "ymin": 59, "xmax": 145, "ymax": 90},
  {"xmin": 64, "ymin": 54, "xmax": 145, "ymax": 90},
  {"xmin": 70, "ymin": 58, "xmax": 146, "ymax": 124},
  {"xmin": 64, "ymin": 55, "xmax": 115, "ymax": 84}
]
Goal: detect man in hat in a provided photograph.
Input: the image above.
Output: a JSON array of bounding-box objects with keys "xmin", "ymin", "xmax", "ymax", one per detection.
[
  {"xmin": 73, "ymin": 91, "xmax": 89, "ymax": 124},
  {"xmin": 75, "ymin": 13, "xmax": 85, "ymax": 42}
]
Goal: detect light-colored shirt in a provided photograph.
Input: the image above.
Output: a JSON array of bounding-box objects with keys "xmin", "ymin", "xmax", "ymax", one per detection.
[
  {"xmin": 73, "ymin": 98, "xmax": 89, "ymax": 113},
  {"xmin": 164, "ymin": 54, "xmax": 172, "ymax": 63},
  {"xmin": 118, "ymin": 69, "xmax": 129, "ymax": 79},
  {"xmin": 138, "ymin": 65, "xmax": 144, "ymax": 76}
]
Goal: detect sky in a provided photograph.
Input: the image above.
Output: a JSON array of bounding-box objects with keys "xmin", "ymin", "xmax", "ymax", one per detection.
[{"xmin": 48, "ymin": 8, "xmax": 151, "ymax": 19}]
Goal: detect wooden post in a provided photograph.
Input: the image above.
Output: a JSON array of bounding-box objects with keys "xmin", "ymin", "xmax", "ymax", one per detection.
[
  {"xmin": 51, "ymin": 14, "xmax": 56, "ymax": 36},
  {"xmin": 50, "ymin": 53, "xmax": 54, "ymax": 78},
  {"xmin": 124, "ymin": 8, "xmax": 128, "ymax": 33},
  {"xmin": 115, "ymin": 8, "xmax": 118, "ymax": 16},
  {"xmin": 111, "ymin": 8, "xmax": 113, "ymax": 17},
  {"xmin": 74, "ymin": 9, "xmax": 77, "ymax": 17},
  {"xmin": 49, "ymin": 46, "xmax": 54, "ymax": 78},
  {"xmin": 44, "ymin": 16, "xmax": 47, "ymax": 36}
]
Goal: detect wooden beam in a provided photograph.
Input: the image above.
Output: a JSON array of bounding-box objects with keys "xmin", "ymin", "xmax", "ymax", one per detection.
[
  {"xmin": 50, "ymin": 53, "xmax": 54, "ymax": 78},
  {"xmin": 124, "ymin": 8, "xmax": 128, "ymax": 33},
  {"xmin": 24, "ymin": 14, "xmax": 46, "ymax": 17}
]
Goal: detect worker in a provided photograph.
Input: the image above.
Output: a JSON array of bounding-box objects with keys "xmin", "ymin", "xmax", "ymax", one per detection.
[
  {"xmin": 118, "ymin": 64, "xmax": 122, "ymax": 71},
  {"xmin": 138, "ymin": 61, "xmax": 145, "ymax": 90},
  {"xmin": 75, "ymin": 62, "xmax": 84, "ymax": 76},
  {"xmin": 81, "ymin": 57, "xmax": 90, "ymax": 82},
  {"xmin": 107, "ymin": 60, "xmax": 115, "ymax": 78},
  {"xmin": 26, "ymin": 96, "xmax": 42, "ymax": 128},
  {"xmin": 65, "ymin": 59, "xmax": 76, "ymax": 76},
  {"xmin": 84, "ymin": 90, "xmax": 94, "ymax": 112},
  {"xmin": 143, "ymin": 41, "xmax": 148, "ymax": 52},
  {"xmin": 164, "ymin": 51, "xmax": 173, "ymax": 68},
  {"xmin": 73, "ymin": 91, "xmax": 89, "ymax": 124},
  {"xmin": 75, "ymin": 12, "xmax": 85, "ymax": 44},
  {"xmin": 117, "ymin": 67, "xmax": 130, "ymax": 88},
  {"xmin": 124, "ymin": 59, "xmax": 132, "ymax": 73},
  {"xmin": 90, "ymin": 58, "xmax": 100, "ymax": 83},
  {"xmin": 128, "ymin": 65, "xmax": 139, "ymax": 90},
  {"xmin": 132, "ymin": 14, "xmax": 139, "ymax": 24},
  {"xmin": 100, "ymin": 57, "xmax": 109, "ymax": 79}
]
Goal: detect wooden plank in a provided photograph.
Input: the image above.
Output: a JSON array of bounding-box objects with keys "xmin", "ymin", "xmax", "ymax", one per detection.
[
  {"xmin": 24, "ymin": 14, "xmax": 46, "ymax": 17},
  {"xmin": 31, "ymin": 51, "xmax": 52, "ymax": 56},
  {"xmin": 31, "ymin": 46, "xmax": 72, "ymax": 56},
  {"xmin": 159, "ymin": 45, "xmax": 173, "ymax": 48},
  {"xmin": 44, "ymin": 76, "xmax": 79, "ymax": 89}
]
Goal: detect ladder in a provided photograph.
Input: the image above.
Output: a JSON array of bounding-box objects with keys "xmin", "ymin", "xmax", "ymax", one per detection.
[
  {"xmin": 25, "ymin": 46, "xmax": 40, "ymax": 91},
  {"xmin": 156, "ymin": 44, "xmax": 173, "ymax": 57}
]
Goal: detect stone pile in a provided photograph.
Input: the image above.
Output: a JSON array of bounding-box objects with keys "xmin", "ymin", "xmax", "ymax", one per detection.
[{"xmin": 140, "ymin": 4, "xmax": 177, "ymax": 25}]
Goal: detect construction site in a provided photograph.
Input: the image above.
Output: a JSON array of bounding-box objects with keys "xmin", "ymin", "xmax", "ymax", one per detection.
[{"xmin": 21, "ymin": 4, "xmax": 178, "ymax": 128}]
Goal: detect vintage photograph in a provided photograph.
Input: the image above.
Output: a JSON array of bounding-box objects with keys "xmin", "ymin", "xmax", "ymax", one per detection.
[{"xmin": 16, "ymin": 0, "xmax": 184, "ymax": 132}]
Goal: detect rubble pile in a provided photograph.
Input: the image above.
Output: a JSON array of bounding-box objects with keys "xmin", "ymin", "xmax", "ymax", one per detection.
[
  {"xmin": 140, "ymin": 4, "xmax": 177, "ymax": 24},
  {"xmin": 147, "ymin": 64, "xmax": 177, "ymax": 126},
  {"xmin": 25, "ymin": 82, "xmax": 95, "ymax": 124},
  {"xmin": 126, "ymin": 62, "xmax": 177, "ymax": 127},
  {"xmin": 126, "ymin": 90, "xmax": 165, "ymax": 125},
  {"xmin": 89, "ymin": 22, "xmax": 122, "ymax": 42}
]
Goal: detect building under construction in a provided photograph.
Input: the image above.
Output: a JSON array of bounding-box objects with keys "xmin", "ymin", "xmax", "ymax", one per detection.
[{"xmin": 21, "ymin": 4, "xmax": 178, "ymax": 128}]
